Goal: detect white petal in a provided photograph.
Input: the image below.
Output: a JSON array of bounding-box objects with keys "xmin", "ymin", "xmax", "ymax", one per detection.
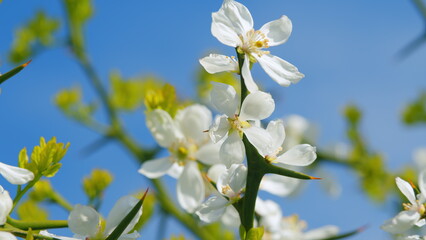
[
  {"xmin": 207, "ymin": 164, "xmax": 227, "ymax": 183},
  {"xmin": 415, "ymin": 218, "xmax": 426, "ymax": 227},
  {"xmin": 220, "ymin": 131, "xmax": 245, "ymax": 168},
  {"xmin": 396, "ymin": 177, "xmax": 417, "ymax": 205},
  {"xmin": 145, "ymin": 109, "xmax": 183, "ymax": 148},
  {"xmin": 177, "ymin": 162, "xmax": 205, "ymax": 213},
  {"xmin": 213, "ymin": 0, "xmax": 253, "ymax": 37},
  {"xmin": 260, "ymin": 174, "xmax": 300, "ymax": 197},
  {"xmin": 68, "ymin": 205, "xmax": 100, "ymax": 237},
  {"xmin": 276, "ymin": 144, "xmax": 317, "ymax": 166},
  {"xmin": 0, "ymin": 162, "xmax": 34, "ymax": 185},
  {"xmin": 243, "ymin": 125, "xmax": 273, "ymax": 157},
  {"xmin": 221, "ymin": 205, "xmax": 241, "ymax": 228},
  {"xmin": 138, "ymin": 157, "xmax": 174, "ymax": 179},
  {"xmin": 195, "ymin": 194, "xmax": 228, "ymax": 223},
  {"xmin": 304, "ymin": 225, "xmax": 339, "ymax": 240},
  {"xmin": 259, "ymin": 16, "xmax": 292, "ymax": 47},
  {"xmin": 381, "ymin": 210, "xmax": 420, "ymax": 234},
  {"xmin": 0, "ymin": 232, "xmax": 18, "ymax": 240},
  {"xmin": 217, "ymin": 164, "xmax": 247, "ymax": 197},
  {"xmin": 200, "ymin": 54, "xmax": 238, "ymax": 74},
  {"xmin": 211, "ymin": 21, "xmax": 240, "ymax": 47},
  {"xmin": 267, "ymin": 119, "xmax": 286, "ymax": 153},
  {"xmin": 255, "ymin": 199, "xmax": 282, "ymax": 232},
  {"xmin": 196, "ymin": 142, "xmax": 222, "ymax": 165},
  {"xmin": 105, "ymin": 196, "xmax": 142, "ymax": 236},
  {"xmin": 167, "ymin": 163, "xmax": 184, "ymax": 179},
  {"xmin": 419, "ymin": 170, "xmax": 426, "ymax": 200},
  {"xmin": 175, "ymin": 104, "xmax": 212, "ymax": 143},
  {"xmin": 241, "ymin": 54, "xmax": 259, "ymax": 92},
  {"xmin": 0, "ymin": 187, "xmax": 13, "ymax": 225},
  {"xmin": 256, "ymin": 54, "xmax": 304, "ymax": 87},
  {"xmin": 210, "ymin": 82, "xmax": 239, "ymax": 117},
  {"xmin": 39, "ymin": 230, "xmax": 80, "ymax": 240},
  {"xmin": 209, "ymin": 115, "xmax": 231, "ymax": 143},
  {"xmin": 118, "ymin": 231, "xmax": 140, "ymax": 240},
  {"xmin": 239, "ymin": 91, "xmax": 275, "ymax": 121}
]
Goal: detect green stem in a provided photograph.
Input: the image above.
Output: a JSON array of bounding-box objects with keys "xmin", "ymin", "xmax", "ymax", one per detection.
[
  {"xmin": 50, "ymin": 192, "xmax": 73, "ymax": 212},
  {"xmin": 7, "ymin": 217, "xmax": 68, "ymax": 230},
  {"xmin": 12, "ymin": 175, "xmax": 42, "ymax": 212},
  {"xmin": 413, "ymin": 0, "xmax": 426, "ymax": 19},
  {"xmin": 236, "ymin": 49, "xmax": 248, "ymax": 105}
]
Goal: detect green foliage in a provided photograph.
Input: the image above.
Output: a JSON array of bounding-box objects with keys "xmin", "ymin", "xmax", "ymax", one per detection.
[
  {"xmin": 144, "ymin": 83, "xmax": 189, "ymax": 117},
  {"xmin": 63, "ymin": 0, "xmax": 93, "ymax": 57},
  {"xmin": 9, "ymin": 11, "xmax": 59, "ymax": 63},
  {"xmin": 343, "ymin": 104, "xmax": 393, "ymax": 202},
  {"xmin": 83, "ymin": 169, "xmax": 113, "ymax": 201},
  {"xmin": 201, "ymin": 223, "xmax": 235, "ymax": 240},
  {"xmin": 19, "ymin": 137, "xmax": 69, "ymax": 177},
  {"xmin": 196, "ymin": 68, "xmax": 240, "ymax": 100},
  {"xmin": 109, "ymin": 71, "xmax": 163, "ymax": 111},
  {"xmin": 402, "ymin": 91, "xmax": 426, "ymax": 125},
  {"xmin": 17, "ymin": 200, "xmax": 48, "ymax": 221},
  {"xmin": 29, "ymin": 180, "xmax": 54, "ymax": 202},
  {"xmin": 55, "ymin": 86, "xmax": 97, "ymax": 124}
]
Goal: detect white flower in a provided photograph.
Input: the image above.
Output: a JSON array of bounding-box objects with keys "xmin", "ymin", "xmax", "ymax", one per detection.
[
  {"xmin": 209, "ymin": 82, "xmax": 274, "ymax": 167},
  {"xmin": 68, "ymin": 195, "xmax": 142, "ymax": 240},
  {"xmin": 0, "ymin": 162, "xmax": 34, "ymax": 185},
  {"xmin": 39, "ymin": 231, "xmax": 80, "ymax": 240},
  {"xmin": 259, "ymin": 119, "xmax": 317, "ymax": 167},
  {"xmin": 256, "ymin": 199, "xmax": 339, "ymax": 240},
  {"xmin": 200, "ymin": 54, "xmax": 239, "ymax": 74},
  {"xmin": 382, "ymin": 172, "xmax": 426, "ymax": 234},
  {"xmin": 282, "ymin": 115, "xmax": 317, "ymax": 150},
  {"xmin": 0, "ymin": 232, "xmax": 17, "ymax": 240},
  {"xmin": 139, "ymin": 104, "xmax": 221, "ymax": 213},
  {"xmin": 414, "ymin": 148, "xmax": 426, "ymax": 170},
  {"xmin": 0, "ymin": 186, "xmax": 13, "ymax": 225},
  {"xmin": 196, "ymin": 164, "xmax": 246, "ymax": 225},
  {"xmin": 208, "ymin": 0, "xmax": 304, "ymax": 92}
]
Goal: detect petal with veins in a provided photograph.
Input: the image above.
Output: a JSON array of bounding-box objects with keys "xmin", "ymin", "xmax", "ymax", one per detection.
[
  {"xmin": 213, "ymin": 0, "xmax": 253, "ymax": 37},
  {"xmin": 177, "ymin": 162, "xmax": 205, "ymax": 213},
  {"xmin": 209, "ymin": 115, "xmax": 230, "ymax": 143},
  {"xmin": 0, "ymin": 162, "xmax": 34, "ymax": 185},
  {"xmin": 239, "ymin": 91, "xmax": 275, "ymax": 121},
  {"xmin": 256, "ymin": 54, "xmax": 304, "ymax": 87},
  {"xmin": 199, "ymin": 54, "xmax": 238, "ymax": 74},
  {"xmin": 243, "ymin": 125, "xmax": 273, "ymax": 157},
  {"xmin": 241, "ymin": 54, "xmax": 259, "ymax": 92},
  {"xmin": 195, "ymin": 194, "xmax": 228, "ymax": 223},
  {"xmin": 210, "ymin": 82, "xmax": 239, "ymax": 117},
  {"xmin": 220, "ymin": 131, "xmax": 245, "ymax": 168},
  {"xmin": 259, "ymin": 15, "xmax": 292, "ymax": 47},
  {"xmin": 266, "ymin": 120, "xmax": 286, "ymax": 153},
  {"xmin": 276, "ymin": 144, "xmax": 317, "ymax": 166},
  {"xmin": 138, "ymin": 157, "xmax": 174, "ymax": 179}
]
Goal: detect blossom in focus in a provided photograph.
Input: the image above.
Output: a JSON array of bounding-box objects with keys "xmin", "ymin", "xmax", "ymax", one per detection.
[
  {"xmin": 381, "ymin": 171, "xmax": 426, "ymax": 234},
  {"xmin": 0, "ymin": 162, "xmax": 34, "ymax": 185},
  {"xmin": 196, "ymin": 164, "xmax": 246, "ymax": 226},
  {"xmin": 256, "ymin": 198, "xmax": 339, "ymax": 240},
  {"xmin": 139, "ymin": 104, "xmax": 221, "ymax": 213},
  {"xmin": 207, "ymin": 0, "xmax": 304, "ymax": 92},
  {"xmin": 68, "ymin": 195, "xmax": 142, "ymax": 240},
  {"xmin": 209, "ymin": 82, "xmax": 274, "ymax": 167},
  {"xmin": 0, "ymin": 186, "xmax": 13, "ymax": 225}
]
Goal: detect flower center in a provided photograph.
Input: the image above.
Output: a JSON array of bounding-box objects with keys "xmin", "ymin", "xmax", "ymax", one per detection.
[
  {"xmin": 228, "ymin": 115, "xmax": 250, "ymax": 136},
  {"xmin": 265, "ymin": 147, "xmax": 283, "ymax": 162},
  {"xmin": 403, "ymin": 201, "xmax": 426, "ymax": 215},
  {"xmin": 170, "ymin": 141, "xmax": 198, "ymax": 165},
  {"xmin": 238, "ymin": 29, "xmax": 270, "ymax": 58}
]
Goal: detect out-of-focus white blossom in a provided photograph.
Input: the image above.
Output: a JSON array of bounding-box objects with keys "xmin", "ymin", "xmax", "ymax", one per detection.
[
  {"xmin": 0, "ymin": 162, "xmax": 34, "ymax": 185},
  {"xmin": 68, "ymin": 195, "xmax": 142, "ymax": 240},
  {"xmin": 0, "ymin": 186, "xmax": 13, "ymax": 225}
]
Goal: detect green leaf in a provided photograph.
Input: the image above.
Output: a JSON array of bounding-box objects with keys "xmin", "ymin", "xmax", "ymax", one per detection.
[
  {"xmin": 0, "ymin": 60, "xmax": 31, "ymax": 85},
  {"xmin": 245, "ymin": 227, "xmax": 264, "ymax": 240},
  {"xmin": 105, "ymin": 189, "xmax": 149, "ymax": 240},
  {"xmin": 131, "ymin": 192, "xmax": 155, "ymax": 232}
]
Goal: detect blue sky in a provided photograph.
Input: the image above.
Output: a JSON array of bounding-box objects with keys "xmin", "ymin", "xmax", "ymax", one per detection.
[{"xmin": 1, "ymin": 0, "xmax": 426, "ymax": 239}]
